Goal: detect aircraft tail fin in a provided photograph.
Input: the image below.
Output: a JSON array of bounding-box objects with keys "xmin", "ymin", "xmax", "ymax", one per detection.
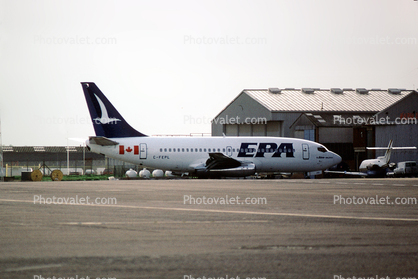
[
  {"xmin": 367, "ymin": 140, "xmax": 417, "ymax": 164},
  {"xmin": 366, "ymin": 140, "xmax": 393, "ymax": 164},
  {"xmin": 383, "ymin": 139, "xmax": 393, "ymax": 164},
  {"xmin": 81, "ymin": 82, "xmax": 147, "ymax": 138}
]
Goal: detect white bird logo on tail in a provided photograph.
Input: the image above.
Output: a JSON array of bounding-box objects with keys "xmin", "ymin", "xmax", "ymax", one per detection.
[{"xmin": 93, "ymin": 94, "xmax": 121, "ymax": 124}]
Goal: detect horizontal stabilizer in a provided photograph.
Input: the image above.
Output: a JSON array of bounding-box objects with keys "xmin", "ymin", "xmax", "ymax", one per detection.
[
  {"xmin": 367, "ymin": 147, "xmax": 417, "ymax": 150},
  {"xmin": 89, "ymin": 136, "xmax": 119, "ymax": 146},
  {"xmin": 324, "ymin": 170, "xmax": 367, "ymax": 177}
]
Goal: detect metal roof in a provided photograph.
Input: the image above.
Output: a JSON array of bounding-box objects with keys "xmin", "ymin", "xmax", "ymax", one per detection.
[
  {"xmin": 296, "ymin": 113, "xmax": 377, "ymax": 127},
  {"xmin": 244, "ymin": 89, "xmax": 414, "ymax": 112}
]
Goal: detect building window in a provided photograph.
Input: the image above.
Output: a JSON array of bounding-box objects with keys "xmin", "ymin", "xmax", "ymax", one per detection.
[{"xmin": 304, "ymin": 129, "xmax": 315, "ymax": 141}]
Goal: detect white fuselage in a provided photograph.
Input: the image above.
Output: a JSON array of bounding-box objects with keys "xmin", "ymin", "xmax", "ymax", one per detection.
[
  {"xmin": 88, "ymin": 136, "xmax": 342, "ymax": 174},
  {"xmin": 359, "ymin": 156, "xmax": 389, "ymax": 172}
]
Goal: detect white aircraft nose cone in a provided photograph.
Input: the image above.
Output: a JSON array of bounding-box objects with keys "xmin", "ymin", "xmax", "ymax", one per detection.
[{"xmin": 333, "ymin": 153, "xmax": 342, "ymax": 165}]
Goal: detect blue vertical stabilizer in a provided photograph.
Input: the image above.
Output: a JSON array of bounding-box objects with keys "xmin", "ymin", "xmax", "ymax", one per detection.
[{"xmin": 81, "ymin": 82, "xmax": 147, "ymax": 138}]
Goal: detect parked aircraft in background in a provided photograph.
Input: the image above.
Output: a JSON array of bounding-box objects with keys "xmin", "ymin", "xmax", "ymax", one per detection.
[
  {"xmin": 81, "ymin": 82, "xmax": 342, "ymax": 178},
  {"xmin": 326, "ymin": 140, "xmax": 416, "ymax": 178}
]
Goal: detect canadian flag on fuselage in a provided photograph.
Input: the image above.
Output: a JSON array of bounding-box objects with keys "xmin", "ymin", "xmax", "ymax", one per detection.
[{"xmin": 119, "ymin": 145, "xmax": 139, "ymax": 155}]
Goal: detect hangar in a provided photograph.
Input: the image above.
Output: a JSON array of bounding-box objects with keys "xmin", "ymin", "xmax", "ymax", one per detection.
[
  {"xmin": 1, "ymin": 146, "xmax": 104, "ymax": 176},
  {"xmin": 0, "ymin": 145, "xmax": 139, "ymax": 178},
  {"xmin": 212, "ymin": 88, "xmax": 418, "ymax": 170}
]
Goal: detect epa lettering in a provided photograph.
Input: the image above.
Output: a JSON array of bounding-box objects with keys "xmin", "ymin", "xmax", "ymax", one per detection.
[{"xmin": 238, "ymin": 142, "xmax": 294, "ymax": 158}]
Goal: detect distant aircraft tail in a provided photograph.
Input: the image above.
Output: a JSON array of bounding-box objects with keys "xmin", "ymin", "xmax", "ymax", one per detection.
[
  {"xmin": 81, "ymin": 82, "xmax": 147, "ymax": 138},
  {"xmin": 367, "ymin": 139, "xmax": 416, "ymax": 164},
  {"xmin": 383, "ymin": 139, "xmax": 393, "ymax": 164}
]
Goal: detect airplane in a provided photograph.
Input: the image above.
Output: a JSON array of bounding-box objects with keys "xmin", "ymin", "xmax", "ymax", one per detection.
[
  {"xmin": 81, "ymin": 82, "xmax": 342, "ymax": 178},
  {"xmin": 325, "ymin": 140, "xmax": 417, "ymax": 178}
]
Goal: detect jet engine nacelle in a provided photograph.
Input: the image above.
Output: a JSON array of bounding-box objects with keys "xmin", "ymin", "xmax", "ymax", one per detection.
[{"xmin": 196, "ymin": 163, "xmax": 256, "ymax": 178}]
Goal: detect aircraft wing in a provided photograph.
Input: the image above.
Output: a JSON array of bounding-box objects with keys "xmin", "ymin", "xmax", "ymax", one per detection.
[
  {"xmin": 206, "ymin": 153, "xmax": 242, "ymax": 170},
  {"xmin": 191, "ymin": 153, "xmax": 255, "ymax": 177},
  {"xmin": 324, "ymin": 170, "xmax": 368, "ymax": 177},
  {"xmin": 89, "ymin": 136, "xmax": 119, "ymax": 146}
]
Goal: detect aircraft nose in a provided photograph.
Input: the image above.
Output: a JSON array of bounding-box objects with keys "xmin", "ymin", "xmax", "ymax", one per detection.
[{"xmin": 333, "ymin": 152, "xmax": 342, "ymax": 165}]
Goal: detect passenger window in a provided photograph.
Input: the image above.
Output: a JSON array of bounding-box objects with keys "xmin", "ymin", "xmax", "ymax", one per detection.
[
  {"xmin": 182, "ymin": 148, "xmax": 185, "ymax": 152},
  {"xmin": 199, "ymin": 148, "xmax": 202, "ymax": 152},
  {"xmin": 160, "ymin": 148, "xmax": 162, "ymax": 152},
  {"xmin": 164, "ymin": 148, "xmax": 167, "ymax": 152},
  {"xmin": 204, "ymin": 148, "xmax": 207, "ymax": 152},
  {"xmin": 169, "ymin": 148, "xmax": 171, "ymax": 152}
]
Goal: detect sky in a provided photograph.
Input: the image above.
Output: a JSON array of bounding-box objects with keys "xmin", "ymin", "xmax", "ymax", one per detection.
[{"xmin": 1, "ymin": 0, "xmax": 418, "ymax": 146}]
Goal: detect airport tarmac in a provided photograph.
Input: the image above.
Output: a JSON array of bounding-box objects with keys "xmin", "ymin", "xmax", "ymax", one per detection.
[{"xmin": 1, "ymin": 178, "xmax": 418, "ymax": 279}]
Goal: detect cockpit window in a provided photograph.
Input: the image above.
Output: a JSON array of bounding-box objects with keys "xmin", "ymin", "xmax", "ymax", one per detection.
[{"xmin": 317, "ymin": 146, "xmax": 327, "ymax": 153}]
